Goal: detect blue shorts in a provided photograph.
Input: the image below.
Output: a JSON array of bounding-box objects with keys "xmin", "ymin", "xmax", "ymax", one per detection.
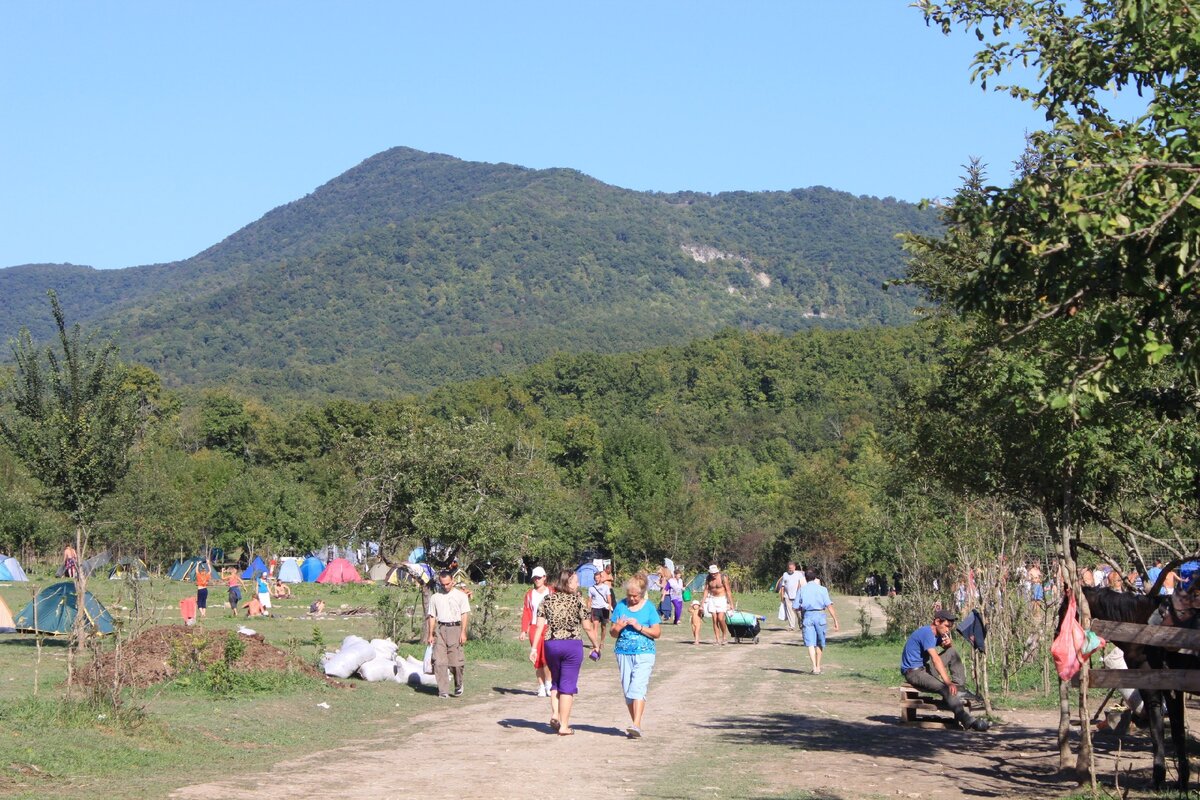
[
  {"xmin": 802, "ymin": 611, "xmax": 827, "ymax": 647},
  {"xmin": 616, "ymin": 652, "xmax": 655, "ymax": 701}
]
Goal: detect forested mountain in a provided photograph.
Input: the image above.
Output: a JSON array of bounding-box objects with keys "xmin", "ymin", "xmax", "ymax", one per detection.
[{"xmin": 0, "ymin": 147, "xmax": 939, "ymax": 398}]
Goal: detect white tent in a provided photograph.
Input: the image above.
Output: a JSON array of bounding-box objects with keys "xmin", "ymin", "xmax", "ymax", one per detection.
[
  {"xmin": 1, "ymin": 557, "xmax": 27, "ymax": 582},
  {"xmin": 277, "ymin": 557, "xmax": 302, "ymax": 583},
  {"xmin": 367, "ymin": 562, "xmax": 390, "ymax": 581}
]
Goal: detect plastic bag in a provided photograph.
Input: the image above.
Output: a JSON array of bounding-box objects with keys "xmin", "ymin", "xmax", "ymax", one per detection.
[
  {"xmin": 1051, "ymin": 593, "xmax": 1085, "ymax": 681},
  {"xmin": 682, "ymin": 588, "xmax": 692, "ymax": 602},
  {"xmin": 778, "ymin": 602, "xmax": 787, "ymax": 621},
  {"xmin": 323, "ymin": 635, "xmax": 376, "ymax": 679},
  {"xmin": 422, "ymin": 644, "xmax": 434, "ymax": 675},
  {"xmin": 358, "ymin": 656, "xmax": 400, "ymax": 682}
]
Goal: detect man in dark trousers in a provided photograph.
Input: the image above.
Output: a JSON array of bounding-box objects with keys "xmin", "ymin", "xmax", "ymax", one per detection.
[{"xmin": 900, "ymin": 609, "xmax": 989, "ymax": 731}]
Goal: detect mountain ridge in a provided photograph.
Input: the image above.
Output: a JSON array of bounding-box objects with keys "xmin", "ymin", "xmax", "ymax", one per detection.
[{"xmin": 0, "ymin": 147, "xmax": 938, "ymax": 399}]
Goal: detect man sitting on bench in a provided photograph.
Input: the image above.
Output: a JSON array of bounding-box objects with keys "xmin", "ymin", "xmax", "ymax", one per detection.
[{"xmin": 900, "ymin": 609, "xmax": 989, "ymax": 732}]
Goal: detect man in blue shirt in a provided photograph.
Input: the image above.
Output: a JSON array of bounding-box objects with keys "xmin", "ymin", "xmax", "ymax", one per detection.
[
  {"xmin": 793, "ymin": 570, "xmax": 839, "ymax": 674},
  {"xmin": 901, "ymin": 610, "xmax": 988, "ymax": 731}
]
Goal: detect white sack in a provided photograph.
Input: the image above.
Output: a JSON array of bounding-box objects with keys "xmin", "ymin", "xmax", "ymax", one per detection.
[
  {"xmin": 358, "ymin": 655, "xmax": 400, "ymax": 682},
  {"xmin": 323, "ymin": 635, "xmax": 377, "ymax": 679}
]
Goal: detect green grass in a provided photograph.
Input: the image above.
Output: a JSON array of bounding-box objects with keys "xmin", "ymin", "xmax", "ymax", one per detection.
[{"xmin": 0, "ymin": 567, "xmax": 533, "ymax": 799}]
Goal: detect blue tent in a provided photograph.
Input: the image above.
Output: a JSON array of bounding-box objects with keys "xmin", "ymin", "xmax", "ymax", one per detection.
[
  {"xmin": 0, "ymin": 561, "xmax": 13, "ymax": 582},
  {"xmin": 576, "ymin": 562, "xmax": 600, "ymax": 588},
  {"xmin": 300, "ymin": 556, "xmax": 324, "ymax": 582},
  {"xmin": 14, "ymin": 582, "xmax": 115, "ymax": 636},
  {"xmin": 277, "ymin": 557, "xmax": 302, "ymax": 583},
  {"xmin": 241, "ymin": 556, "xmax": 268, "ymax": 580}
]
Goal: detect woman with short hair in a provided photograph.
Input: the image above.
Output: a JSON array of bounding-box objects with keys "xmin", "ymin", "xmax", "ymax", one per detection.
[
  {"xmin": 529, "ymin": 569, "xmax": 599, "ymax": 736},
  {"xmin": 610, "ymin": 572, "xmax": 661, "ymax": 739}
]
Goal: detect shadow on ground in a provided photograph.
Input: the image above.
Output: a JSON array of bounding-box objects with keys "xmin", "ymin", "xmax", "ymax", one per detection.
[{"xmin": 692, "ymin": 710, "xmax": 1130, "ymax": 797}]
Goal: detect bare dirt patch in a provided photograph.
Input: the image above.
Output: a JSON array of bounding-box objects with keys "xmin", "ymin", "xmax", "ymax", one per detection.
[{"xmin": 79, "ymin": 625, "xmax": 328, "ymax": 689}]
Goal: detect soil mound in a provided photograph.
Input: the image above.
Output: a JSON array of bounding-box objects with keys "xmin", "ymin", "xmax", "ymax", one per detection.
[{"xmin": 80, "ymin": 624, "xmax": 326, "ymax": 688}]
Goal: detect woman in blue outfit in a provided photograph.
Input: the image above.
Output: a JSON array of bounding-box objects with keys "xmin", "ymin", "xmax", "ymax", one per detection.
[{"xmin": 610, "ymin": 572, "xmax": 661, "ymax": 739}]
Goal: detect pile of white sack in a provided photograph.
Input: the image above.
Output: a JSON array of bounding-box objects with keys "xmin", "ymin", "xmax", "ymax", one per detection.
[{"xmin": 321, "ymin": 635, "xmax": 437, "ymax": 688}]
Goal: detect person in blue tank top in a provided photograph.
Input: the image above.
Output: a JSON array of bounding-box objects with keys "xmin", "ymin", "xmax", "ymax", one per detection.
[{"xmin": 610, "ymin": 572, "xmax": 661, "ymax": 739}]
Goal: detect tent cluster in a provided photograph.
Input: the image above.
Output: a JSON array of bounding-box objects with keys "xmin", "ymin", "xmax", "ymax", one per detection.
[{"xmin": 168, "ymin": 556, "xmax": 214, "ymax": 581}]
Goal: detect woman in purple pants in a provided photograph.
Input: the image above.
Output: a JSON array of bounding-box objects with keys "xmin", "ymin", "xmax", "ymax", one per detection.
[{"xmin": 529, "ymin": 569, "xmax": 600, "ymax": 735}]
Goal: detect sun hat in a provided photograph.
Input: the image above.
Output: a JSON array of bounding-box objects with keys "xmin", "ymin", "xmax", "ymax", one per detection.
[
  {"xmin": 531, "ymin": 566, "xmax": 546, "ymax": 578},
  {"xmin": 708, "ymin": 564, "xmax": 720, "ymax": 574}
]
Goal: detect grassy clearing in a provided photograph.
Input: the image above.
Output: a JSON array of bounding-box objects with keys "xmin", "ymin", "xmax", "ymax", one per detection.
[
  {"xmin": 0, "ymin": 575, "xmax": 1063, "ymax": 798},
  {"xmin": 0, "ymin": 568, "xmax": 532, "ymax": 799}
]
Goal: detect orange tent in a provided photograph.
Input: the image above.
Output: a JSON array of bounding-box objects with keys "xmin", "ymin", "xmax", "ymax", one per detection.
[
  {"xmin": 0, "ymin": 594, "xmax": 14, "ymax": 632},
  {"xmin": 316, "ymin": 558, "xmax": 363, "ymax": 584}
]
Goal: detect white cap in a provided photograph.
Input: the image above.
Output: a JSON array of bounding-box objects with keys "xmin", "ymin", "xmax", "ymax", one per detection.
[
  {"xmin": 531, "ymin": 566, "xmax": 547, "ymax": 578},
  {"xmin": 708, "ymin": 564, "xmax": 720, "ymax": 574}
]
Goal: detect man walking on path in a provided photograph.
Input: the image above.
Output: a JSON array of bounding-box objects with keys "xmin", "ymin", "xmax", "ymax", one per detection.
[
  {"xmin": 427, "ymin": 569, "xmax": 471, "ymax": 698},
  {"xmin": 794, "ymin": 570, "xmax": 838, "ymax": 673},
  {"xmin": 702, "ymin": 565, "xmax": 734, "ymax": 646},
  {"xmin": 775, "ymin": 562, "xmax": 806, "ymax": 630},
  {"xmin": 901, "ymin": 609, "xmax": 989, "ymax": 731}
]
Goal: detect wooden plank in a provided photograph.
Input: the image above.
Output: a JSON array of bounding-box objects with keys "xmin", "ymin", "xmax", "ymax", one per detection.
[
  {"xmin": 1087, "ymin": 669, "xmax": 1200, "ymax": 692},
  {"xmin": 1091, "ymin": 620, "xmax": 1200, "ymax": 652}
]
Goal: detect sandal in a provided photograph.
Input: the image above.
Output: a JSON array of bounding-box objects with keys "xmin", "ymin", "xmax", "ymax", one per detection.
[
  {"xmin": 557, "ymin": 728, "xmax": 575, "ymax": 736},
  {"xmin": 550, "ymin": 718, "xmax": 561, "ymax": 732}
]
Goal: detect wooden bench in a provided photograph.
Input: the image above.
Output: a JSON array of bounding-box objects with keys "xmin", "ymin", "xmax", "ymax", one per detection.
[{"xmin": 898, "ymin": 685, "xmax": 975, "ymax": 726}]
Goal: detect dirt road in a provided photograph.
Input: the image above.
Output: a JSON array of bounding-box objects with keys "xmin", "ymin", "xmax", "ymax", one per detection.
[{"xmin": 172, "ymin": 598, "xmax": 1150, "ymax": 799}]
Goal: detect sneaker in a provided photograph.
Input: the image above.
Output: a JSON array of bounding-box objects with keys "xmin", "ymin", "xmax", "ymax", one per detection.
[
  {"xmin": 453, "ymin": 687, "xmax": 463, "ymax": 697},
  {"xmin": 970, "ymin": 718, "xmax": 990, "ymax": 732},
  {"xmin": 537, "ymin": 685, "xmax": 549, "ymax": 697},
  {"xmin": 438, "ymin": 693, "xmax": 450, "ymax": 699},
  {"xmin": 626, "ymin": 725, "xmax": 642, "ymax": 739}
]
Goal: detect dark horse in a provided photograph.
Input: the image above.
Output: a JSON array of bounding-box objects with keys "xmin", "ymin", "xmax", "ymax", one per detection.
[{"xmin": 1070, "ymin": 587, "xmax": 1192, "ymax": 790}]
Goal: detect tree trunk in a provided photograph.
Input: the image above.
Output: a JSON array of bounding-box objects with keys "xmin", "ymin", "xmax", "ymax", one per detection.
[{"xmin": 67, "ymin": 522, "xmax": 88, "ymax": 695}]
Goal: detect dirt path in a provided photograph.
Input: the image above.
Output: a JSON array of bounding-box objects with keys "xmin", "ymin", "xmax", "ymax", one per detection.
[{"xmin": 172, "ymin": 598, "xmax": 1153, "ymax": 799}]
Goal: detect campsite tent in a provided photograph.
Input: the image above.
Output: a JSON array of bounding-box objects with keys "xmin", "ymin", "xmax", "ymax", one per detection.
[
  {"xmin": 576, "ymin": 562, "xmax": 601, "ymax": 589},
  {"xmin": 168, "ymin": 556, "xmax": 213, "ymax": 582},
  {"xmin": 0, "ymin": 595, "xmax": 15, "ymax": 633},
  {"xmin": 0, "ymin": 557, "xmax": 28, "ymax": 582},
  {"xmin": 367, "ymin": 562, "xmax": 390, "ymax": 581},
  {"xmin": 79, "ymin": 550, "xmax": 111, "ymax": 578},
  {"xmin": 0, "ymin": 561, "xmax": 12, "ymax": 582},
  {"xmin": 685, "ymin": 572, "xmax": 708, "ymax": 596},
  {"xmin": 15, "ymin": 582, "xmax": 115, "ymax": 636},
  {"xmin": 277, "ymin": 557, "xmax": 302, "ymax": 583},
  {"xmin": 3, "ymin": 558, "xmax": 28, "ymax": 582},
  {"xmin": 300, "ymin": 556, "xmax": 324, "ymax": 582},
  {"xmin": 241, "ymin": 556, "xmax": 268, "ymax": 580},
  {"xmin": 317, "ymin": 558, "xmax": 362, "ymax": 584},
  {"xmin": 109, "ymin": 556, "xmax": 151, "ymax": 581}
]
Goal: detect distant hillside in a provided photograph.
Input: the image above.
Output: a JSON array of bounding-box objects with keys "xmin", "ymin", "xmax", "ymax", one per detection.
[{"xmin": 0, "ymin": 147, "xmax": 939, "ymax": 398}]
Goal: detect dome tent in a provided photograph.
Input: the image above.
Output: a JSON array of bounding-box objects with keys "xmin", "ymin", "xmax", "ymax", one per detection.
[
  {"xmin": 241, "ymin": 556, "xmax": 268, "ymax": 580},
  {"xmin": 317, "ymin": 558, "xmax": 362, "ymax": 584},
  {"xmin": 277, "ymin": 557, "xmax": 302, "ymax": 583},
  {"xmin": 15, "ymin": 582, "xmax": 115, "ymax": 636},
  {"xmin": 575, "ymin": 562, "xmax": 601, "ymax": 589},
  {"xmin": 0, "ymin": 561, "xmax": 12, "ymax": 582},
  {"xmin": 300, "ymin": 556, "xmax": 325, "ymax": 582},
  {"xmin": 169, "ymin": 556, "xmax": 213, "ymax": 582},
  {"xmin": 367, "ymin": 562, "xmax": 391, "ymax": 581},
  {"xmin": 0, "ymin": 557, "xmax": 28, "ymax": 582},
  {"xmin": 109, "ymin": 556, "xmax": 150, "ymax": 581}
]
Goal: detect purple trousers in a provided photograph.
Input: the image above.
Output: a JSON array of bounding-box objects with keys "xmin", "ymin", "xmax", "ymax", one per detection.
[
  {"xmin": 672, "ymin": 599, "xmax": 683, "ymax": 623},
  {"xmin": 543, "ymin": 638, "xmax": 583, "ymax": 695}
]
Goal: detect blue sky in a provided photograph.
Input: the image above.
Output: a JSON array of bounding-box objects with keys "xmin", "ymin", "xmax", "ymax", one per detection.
[{"xmin": 2, "ymin": 2, "xmax": 1052, "ymax": 270}]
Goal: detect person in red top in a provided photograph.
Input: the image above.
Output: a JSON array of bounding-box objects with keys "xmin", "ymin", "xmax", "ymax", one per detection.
[
  {"xmin": 520, "ymin": 567, "xmax": 554, "ymax": 696},
  {"xmin": 195, "ymin": 559, "xmax": 212, "ymax": 619}
]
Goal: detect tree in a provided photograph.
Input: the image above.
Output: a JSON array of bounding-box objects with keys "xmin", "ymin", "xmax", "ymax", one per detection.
[
  {"xmin": 0, "ymin": 292, "xmax": 139, "ymax": 687},
  {"xmin": 918, "ymin": 0, "xmax": 1200, "ymax": 402}
]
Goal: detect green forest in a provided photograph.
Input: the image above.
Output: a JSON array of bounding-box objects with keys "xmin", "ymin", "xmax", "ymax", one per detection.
[
  {"xmin": 0, "ymin": 148, "xmax": 939, "ymax": 400},
  {"xmin": 0, "ymin": 320, "xmax": 940, "ymax": 586}
]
